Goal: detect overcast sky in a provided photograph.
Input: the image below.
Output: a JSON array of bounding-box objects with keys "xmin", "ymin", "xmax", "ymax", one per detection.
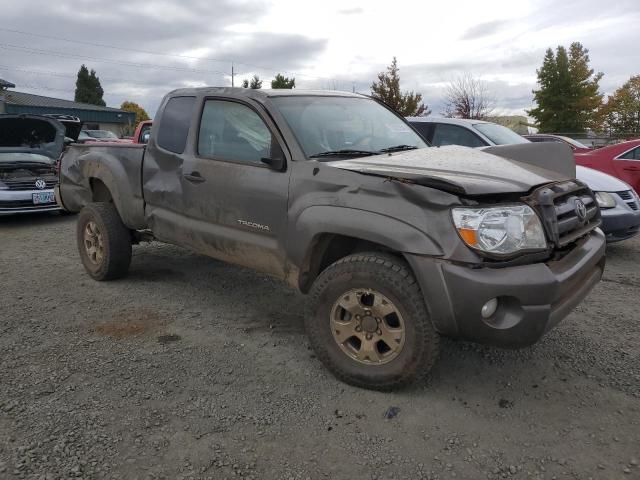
[{"xmin": 1, "ymin": 0, "xmax": 639, "ymax": 118}]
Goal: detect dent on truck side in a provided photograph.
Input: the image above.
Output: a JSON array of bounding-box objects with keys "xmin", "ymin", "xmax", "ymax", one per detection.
[
  {"xmin": 287, "ymin": 160, "xmax": 477, "ymax": 291},
  {"xmin": 59, "ymin": 144, "xmax": 147, "ymax": 229}
]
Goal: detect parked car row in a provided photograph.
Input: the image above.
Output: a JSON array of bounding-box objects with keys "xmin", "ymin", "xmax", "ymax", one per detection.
[{"xmin": 407, "ymin": 117, "xmax": 640, "ymax": 243}]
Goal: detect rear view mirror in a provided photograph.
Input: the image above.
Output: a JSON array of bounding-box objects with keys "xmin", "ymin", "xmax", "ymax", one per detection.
[{"xmin": 261, "ymin": 137, "xmax": 286, "ymax": 171}]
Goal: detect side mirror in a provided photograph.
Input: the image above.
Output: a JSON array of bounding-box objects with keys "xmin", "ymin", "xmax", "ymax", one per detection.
[
  {"xmin": 141, "ymin": 132, "xmax": 150, "ymax": 144},
  {"xmin": 261, "ymin": 137, "xmax": 286, "ymax": 171}
]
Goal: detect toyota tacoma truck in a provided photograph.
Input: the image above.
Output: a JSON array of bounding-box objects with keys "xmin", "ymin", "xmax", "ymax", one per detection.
[{"xmin": 57, "ymin": 88, "xmax": 606, "ymax": 390}]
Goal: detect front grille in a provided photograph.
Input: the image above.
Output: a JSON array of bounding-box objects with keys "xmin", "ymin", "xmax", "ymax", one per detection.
[
  {"xmin": 617, "ymin": 190, "xmax": 639, "ymax": 211},
  {"xmin": 525, "ymin": 180, "xmax": 601, "ymax": 248},
  {"xmin": 617, "ymin": 190, "xmax": 633, "ymax": 200},
  {"xmin": 0, "ymin": 199, "xmax": 57, "ymax": 209},
  {"xmin": 3, "ymin": 177, "xmax": 57, "ymax": 190}
]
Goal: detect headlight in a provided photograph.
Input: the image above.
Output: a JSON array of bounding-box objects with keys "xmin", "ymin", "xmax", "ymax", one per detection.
[
  {"xmin": 452, "ymin": 205, "xmax": 547, "ymax": 255},
  {"xmin": 594, "ymin": 191, "xmax": 616, "ymax": 209}
]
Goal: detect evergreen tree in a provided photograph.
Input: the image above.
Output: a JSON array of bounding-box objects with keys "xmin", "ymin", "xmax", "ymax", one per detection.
[
  {"xmin": 74, "ymin": 65, "xmax": 106, "ymax": 106},
  {"xmin": 242, "ymin": 75, "xmax": 263, "ymax": 89},
  {"xmin": 371, "ymin": 57, "xmax": 428, "ymax": 117},
  {"xmin": 271, "ymin": 74, "xmax": 295, "ymax": 89},
  {"xmin": 528, "ymin": 43, "xmax": 602, "ymax": 133}
]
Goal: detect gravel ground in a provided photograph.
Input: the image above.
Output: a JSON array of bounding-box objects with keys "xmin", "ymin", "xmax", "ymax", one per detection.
[{"xmin": 1, "ymin": 212, "xmax": 639, "ymax": 480}]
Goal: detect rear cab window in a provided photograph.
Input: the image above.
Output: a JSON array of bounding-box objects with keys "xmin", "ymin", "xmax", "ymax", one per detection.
[{"xmin": 157, "ymin": 96, "xmax": 196, "ymax": 153}]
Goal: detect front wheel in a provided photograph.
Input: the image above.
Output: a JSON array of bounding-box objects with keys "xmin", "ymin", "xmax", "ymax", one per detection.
[
  {"xmin": 77, "ymin": 202, "xmax": 132, "ymax": 281},
  {"xmin": 306, "ymin": 252, "xmax": 440, "ymax": 391}
]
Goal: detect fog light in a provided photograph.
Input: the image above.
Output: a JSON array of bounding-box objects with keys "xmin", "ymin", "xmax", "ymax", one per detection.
[{"xmin": 481, "ymin": 298, "xmax": 498, "ymax": 319}]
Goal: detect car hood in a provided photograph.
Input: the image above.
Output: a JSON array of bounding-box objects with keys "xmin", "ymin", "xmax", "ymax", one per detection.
[
  {"xmin": 576, "ymin": 165, "xmax": 632, "ymax": 192},
  {"xmin": 327, "ymin": 145, "xmax": 570, "ymax": 195},
  {"xmin": 0, "ymin": 114, "xmax": 66, "ymax": 160}
]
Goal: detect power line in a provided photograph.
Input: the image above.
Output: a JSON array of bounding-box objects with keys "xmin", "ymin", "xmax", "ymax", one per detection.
[
  {"xmin": 0, "ymin": 43, "xmax": 230, "ymax": 76},
  {"xmin": 0, "ymin": 64, "xmax": 197, "ymax": 89},
  {"xmin": 0, "ymin": 26, "xmax": 354, "ymax": 83}
]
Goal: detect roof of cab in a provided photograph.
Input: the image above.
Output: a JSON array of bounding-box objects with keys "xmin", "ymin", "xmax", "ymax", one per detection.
[{"xmin": 165, "ymin": 87, "xmax": 366, "ymax": 99}]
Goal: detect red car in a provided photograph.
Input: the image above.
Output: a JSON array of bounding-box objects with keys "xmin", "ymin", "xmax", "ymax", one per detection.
[{"xmin": 575, "ymin": 139, "xmax": 640, "ymax": 193}]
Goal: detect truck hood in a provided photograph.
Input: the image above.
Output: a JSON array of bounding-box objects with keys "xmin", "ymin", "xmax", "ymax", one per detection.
[
  {"xmin": 0, "ymin": 114, "xmax": 66, "ymax": 160},
  {"xmin": 327, "ymin": 145, "xmax": 570, "ymax": 195}
]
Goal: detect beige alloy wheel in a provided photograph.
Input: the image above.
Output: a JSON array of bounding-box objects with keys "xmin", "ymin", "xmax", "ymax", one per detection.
[
  {"xmin": 83, "ymin": 220, "xmax": 105, "ymax": 265},
  {"xmin": 330, "ymin": 289, "xmax": 406, "ymax": 365}
]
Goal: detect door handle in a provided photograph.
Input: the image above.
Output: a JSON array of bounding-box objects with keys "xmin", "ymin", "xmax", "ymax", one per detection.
[
  {"xmin": 623, "ymin": 166, "xmax": 640, "ymax": 172},
  {"xmin": 184, "ymin": 171, "xmax": 206, "ymax": 183}
]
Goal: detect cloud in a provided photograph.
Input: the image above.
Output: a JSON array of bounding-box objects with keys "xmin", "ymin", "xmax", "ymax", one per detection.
[
  {"xmin": 337, "ymin": 7, "xmax": 364, "ymax": 15},
  {"xmin": 461, "ymin": 20, "xmax": 510, "ymax": 40},
  {"xmin": 0, "ymin": 0, "xmax": 327, "ymax": 114}
]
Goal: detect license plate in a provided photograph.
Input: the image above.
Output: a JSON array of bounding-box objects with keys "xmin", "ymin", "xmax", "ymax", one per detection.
[{"xmin": 32, "ymin": 192, "xmax": 55, "ymax": 204}]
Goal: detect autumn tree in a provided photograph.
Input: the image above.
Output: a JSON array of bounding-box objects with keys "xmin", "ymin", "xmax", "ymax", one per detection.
[
  {"xmin": 371, "ymin": 57, "xmax": 428, "ymax": 117},
  {"xmin": 120, "ymin": 101, "xmax": 150, "ymax": 136},
  {"xmin": 271, "ymin": 74, "xmax": 295, "ymax": 89},
  {"xmin": 242, "ymin": 75, "xmax": 263, "ymax": 89},
  {"xmin": 443, "ymin": 73, "xmax": 494, "ymax": 119},
  {"xmin": 74, "ymin": 65, "xmax": 106, "ymax": 106},
  {"xmin": 598, "ymin": 75, "xmax": 640, "ymax": 135},
  {"xmin": 528, "ymin": 42, "xmax": 603, "ymax": 133}
]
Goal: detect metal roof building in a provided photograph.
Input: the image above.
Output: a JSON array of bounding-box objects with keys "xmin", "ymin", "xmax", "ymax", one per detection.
[{"xmin": 0, "ymin": 83, "xmax": 135, "ymax": 135}]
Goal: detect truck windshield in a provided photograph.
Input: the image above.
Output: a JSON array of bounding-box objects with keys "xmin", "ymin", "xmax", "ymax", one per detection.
[{"xmin": 270, "ymin": 96, "xmax": 427, "ymax": 159}]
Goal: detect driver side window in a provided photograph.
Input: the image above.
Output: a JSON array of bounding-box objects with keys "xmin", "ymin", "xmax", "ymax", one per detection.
[{"xmin": 198, "ymin": 100, "xmax": 272, "ymax": 165}]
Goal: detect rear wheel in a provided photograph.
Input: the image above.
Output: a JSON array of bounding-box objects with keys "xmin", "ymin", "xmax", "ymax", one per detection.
[
  {"xmin": 307, "ymin": 252, "xmax": 440, "ymax": 391},
  {"xmin": 77, "ymin": 202, "xmax": 132, "ymax": 280}
]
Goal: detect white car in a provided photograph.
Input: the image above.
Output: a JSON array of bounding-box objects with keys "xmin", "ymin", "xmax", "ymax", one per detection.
[
  {"xmin": 407, "ymin": 117, "xmax": 640, "ymax": 242},
  {"xmin": 0, "ymin": 115, "xmax": 70, "ymax": 215}
]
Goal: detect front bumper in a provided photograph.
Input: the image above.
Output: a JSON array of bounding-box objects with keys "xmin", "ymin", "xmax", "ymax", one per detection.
[
  {"xmin": 406, "ymin": 229, "xmax": 606, "ymax": 347},
  {"xmin": 0, "ymin": 188, "xmax": 60, "ymax": 215},
  {"xmin": 600, "ymin": 205, "xmax": 640, "ymax": 242}
]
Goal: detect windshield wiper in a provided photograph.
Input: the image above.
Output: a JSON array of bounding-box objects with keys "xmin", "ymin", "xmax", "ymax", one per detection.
[
  {"xmin": 309, "ymin": 149, "xmax": 379, "ymax": 158},
  {"xmin": 379, "ymin": 144, "xmax": 419, "ymax": 153}
]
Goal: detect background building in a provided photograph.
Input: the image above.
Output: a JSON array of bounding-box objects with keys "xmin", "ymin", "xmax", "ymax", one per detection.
[{"xmin": 0, "ymin": 80, "xmax": 135, "ymax": 136}]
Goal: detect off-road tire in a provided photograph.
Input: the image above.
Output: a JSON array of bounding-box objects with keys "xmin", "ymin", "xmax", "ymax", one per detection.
[
  {"xmin": 307, "ymin": 252, "xmax": 440, "ymax": 391},
  {"xmin": 77, "ymin": 202, "xmax": 132, "ymax": 281}
]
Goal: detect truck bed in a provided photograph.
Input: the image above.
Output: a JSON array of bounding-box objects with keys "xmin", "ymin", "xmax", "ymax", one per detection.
[{"xmin": 57, "ymin": 143, "xmax": 148, "ymax": 229}]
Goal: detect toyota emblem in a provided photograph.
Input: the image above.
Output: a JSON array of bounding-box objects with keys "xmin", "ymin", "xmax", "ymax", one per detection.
[
  {"xmin": 35, "ymin": 179, "xmax": 47, "ymax": 190},
  {"xmin": 574, "ymin": 199, "xmax": 587, "ymax": 221}
]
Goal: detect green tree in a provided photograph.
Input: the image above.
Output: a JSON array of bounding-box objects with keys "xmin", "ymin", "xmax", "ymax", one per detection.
[
  {"xmin": 528, "ymin": 43, "xmax": 603, "ymax": 133},
  {"xmin": 120, "ymin": 101, "xmax": 150, "ymax": 136},
  {"xmin": 271, "ymin": 74, "xmax": 295, "ymax": 89},
  {"xmin": 371, "ymin": 57, "xmax": 428, "ymax": 117},
  {"xmin": 74, "ymin": 65, "xmax": 106, "ymax": 106},
  {"xmin": 242, "ymin": 75, "xmax": 263, "ymax": 89},
  {"xmin": 598, "ymin": 75, "xmax": 640, "ymax": 135}
]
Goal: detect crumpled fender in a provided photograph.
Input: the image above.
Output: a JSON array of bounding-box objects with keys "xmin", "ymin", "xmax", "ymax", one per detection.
[
  {"xmin": 59, "ymin": 145, "xmax": 146, "ymax": 229},
  {"xmin": 289, "ymin": 205, "xmax": 444, "ymax": 268}
]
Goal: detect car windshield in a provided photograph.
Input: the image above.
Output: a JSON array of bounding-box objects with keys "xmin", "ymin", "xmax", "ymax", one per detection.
[
  {"xmin": 270, "ymin": 96, "xmax": 427, "ymax": 158},
  {"xmin": 85, "ymin": 130, "xmax": 118, "ymax": 139},
  {"xmin": 559, "ymin": 136, "xmax": 589, "ymax": 149},
  {"xmin": 0, "ymin": 152, "xmax": 54, "ymax": 164},
  {"xmin": 473, "ymin": 123, "xmax": 529, "ymax": 145}
]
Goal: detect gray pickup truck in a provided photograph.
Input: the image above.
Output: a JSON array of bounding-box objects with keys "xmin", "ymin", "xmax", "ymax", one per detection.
[{"xmin": 57, "ymin": 88, "xmax": 606, "ymax": 390}]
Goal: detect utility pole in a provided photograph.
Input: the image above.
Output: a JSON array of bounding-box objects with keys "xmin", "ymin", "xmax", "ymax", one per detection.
[{"xmin": 231, "ymin": 62, "xmax": 235, "ymax": 87}]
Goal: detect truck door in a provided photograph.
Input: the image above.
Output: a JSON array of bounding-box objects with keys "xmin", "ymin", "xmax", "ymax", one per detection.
[{"xmin": 177, "ymin": 98, "xmax": 291, "ymax": 279}]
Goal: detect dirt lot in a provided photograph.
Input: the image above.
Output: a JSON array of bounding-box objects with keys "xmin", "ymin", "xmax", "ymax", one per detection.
[{"xmin": 1, "ymin": 212, "xmax": 639, "ymax": 480}]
